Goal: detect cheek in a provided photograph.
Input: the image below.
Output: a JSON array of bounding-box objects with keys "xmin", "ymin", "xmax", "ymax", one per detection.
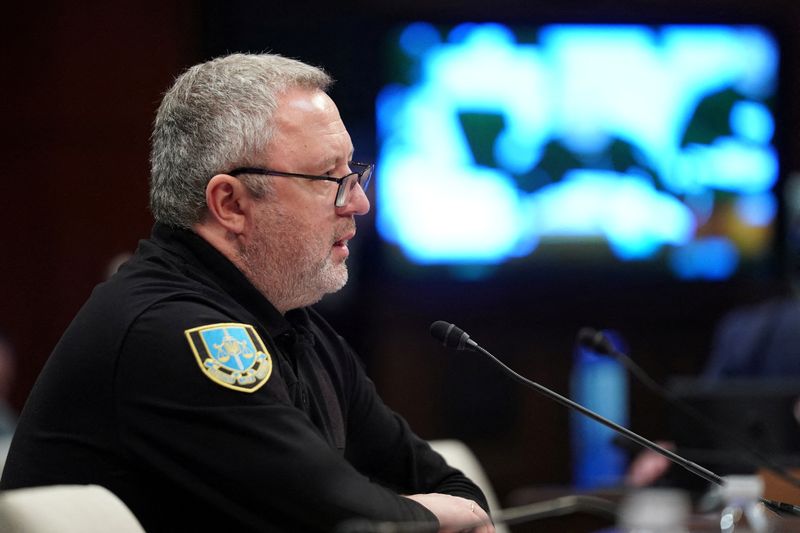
[
  {"xmin": 295, "ymin": 214, "xmax": 333, "ymax": 245},
  {"xmin": 304, "ymin": 211, "xmax": 336, "ymax": 232}
]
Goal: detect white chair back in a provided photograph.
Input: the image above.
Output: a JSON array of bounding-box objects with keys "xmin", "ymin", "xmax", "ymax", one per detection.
[
  {"xmin": 0, "ymin": 484, "xmax": 145, "ymax": 533},
  {"xmin": 428, "ymin": 439, "xmax": 509, "ymax": 533}
]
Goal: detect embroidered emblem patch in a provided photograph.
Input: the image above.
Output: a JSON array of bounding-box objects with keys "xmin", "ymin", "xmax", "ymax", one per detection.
[{"xmin": 185, "ymin": 323, "xmax": 273, "ymax": 393}]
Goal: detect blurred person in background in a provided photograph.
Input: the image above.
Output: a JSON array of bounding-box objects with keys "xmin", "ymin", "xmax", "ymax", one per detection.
[{"xmin": 626, "ymin": 295, "xmax": 800, "ymax": 487}]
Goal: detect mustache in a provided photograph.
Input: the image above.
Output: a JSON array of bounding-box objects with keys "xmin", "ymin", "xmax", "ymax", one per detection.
[{"xmin": 334, "ymin": 221, "xmax": 357, "ymax": 242}]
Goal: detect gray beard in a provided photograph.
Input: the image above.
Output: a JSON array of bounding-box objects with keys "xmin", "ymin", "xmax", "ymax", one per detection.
[{"xmin": 236, "ymin": 213, "xmax": 349, "ymax": 314}]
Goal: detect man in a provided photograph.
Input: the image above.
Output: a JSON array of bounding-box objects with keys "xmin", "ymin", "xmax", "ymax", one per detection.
[{"xmin": 1, "ymin": 53, "xmax": 493, "ymax": 533}]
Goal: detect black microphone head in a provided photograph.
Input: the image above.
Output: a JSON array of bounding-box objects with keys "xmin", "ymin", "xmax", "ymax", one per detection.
[
  {"xmin": 429, "ymin": 321, "xmax": 451, "ymax": 342},
  {"xmin": 429, "ymin": 321, "xmax": 474, "ymax": 351},
  {"xmin": 577, "ymin": 327, "xmax": 614, "ymax": 355}
]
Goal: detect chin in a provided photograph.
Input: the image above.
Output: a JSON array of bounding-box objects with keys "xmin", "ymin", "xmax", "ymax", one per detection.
[
  {"xmin": 319, "ymin": 261, "xmax": 348, "ymax": 293},
  {"xmin": 326, "ymin": 267, "xmax": 349, "ymax": 294}
]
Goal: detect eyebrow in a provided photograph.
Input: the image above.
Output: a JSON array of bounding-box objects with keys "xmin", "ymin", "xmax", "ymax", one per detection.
[{"xmin": 321, "ymin": 150, "xmax": 356, "ymax": 170}]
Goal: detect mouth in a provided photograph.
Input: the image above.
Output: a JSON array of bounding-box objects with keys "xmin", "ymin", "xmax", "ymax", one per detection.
[
  {"xmin": 334, "ymin": 229, "xmax": 356, "ymax": 248},
  {"xmin": 332, "ymin": 229, "xmax": 356, "ymax": 258}
]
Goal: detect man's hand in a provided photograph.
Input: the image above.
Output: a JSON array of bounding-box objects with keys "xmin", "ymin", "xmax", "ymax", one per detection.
[{"xmin": 404, "ymin": 493, "xmax": 495, "ymax": 533}]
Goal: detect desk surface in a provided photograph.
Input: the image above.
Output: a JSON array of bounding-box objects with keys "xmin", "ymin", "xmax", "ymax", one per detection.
[{"xmin": 503, "ymin": 484, "xmax": 800, "ymax": 533}]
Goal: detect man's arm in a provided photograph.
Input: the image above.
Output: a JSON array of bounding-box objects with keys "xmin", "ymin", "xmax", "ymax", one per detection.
[
  {"xmin": 329, "ymin": 326, "xmax": 492, "ymax": 528},
  {"xmin": 115, "ymin": 301, "xmax": 440, "ymax": 531},
  {"xmin": 405, "ymin": 493, "xmax": 494, "ymax": 533}
]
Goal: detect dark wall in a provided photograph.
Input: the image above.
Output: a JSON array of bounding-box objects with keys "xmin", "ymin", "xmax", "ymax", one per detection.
[
  {"xmin": 4, "ymin": 0, "xmax": 800, "ymax": 504},
  {"xmin": 2, "ymin": 2, "xmax": 199, "ymax": 408}
]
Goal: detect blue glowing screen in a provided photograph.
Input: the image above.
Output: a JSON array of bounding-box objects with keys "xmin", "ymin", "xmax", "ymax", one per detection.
[{"xmin": 376, "ymin": 23, "xmax": 779, "ymax": 280}]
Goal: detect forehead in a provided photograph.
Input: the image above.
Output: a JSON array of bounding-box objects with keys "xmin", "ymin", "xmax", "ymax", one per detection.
[{"xmin": 265, "ymin": 87, "xmax": 352, "ymax": 167}]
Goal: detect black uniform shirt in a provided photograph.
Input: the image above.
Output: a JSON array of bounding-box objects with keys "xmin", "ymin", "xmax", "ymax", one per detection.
[{"xmin": 1, "ymin": 223, "xmax": 487, "ymax": 532}]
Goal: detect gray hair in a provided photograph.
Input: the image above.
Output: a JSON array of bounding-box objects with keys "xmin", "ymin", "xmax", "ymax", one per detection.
[{"xmin": 149, "ymin": 53, "xmax": 333, "ymax": 228}]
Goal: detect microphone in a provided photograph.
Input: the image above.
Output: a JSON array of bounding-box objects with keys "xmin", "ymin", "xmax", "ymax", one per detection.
[
  {"xmin": 430, "ymin": 321, "xmax": 800, "ymax": 517},
  {"xmin": 577, "ymin": 328, "xmax": 800, "ymax": 489},
  {"xmin": 576, "ymin": 327, "xmax": 615, "ymax": 355},
  {"xmin": 429, "ymin": 321, "xmax": 477, "ymax": 351},
  {"xmin": 429, "ymin": 321, "xmax": 722, "ymax": 485}
]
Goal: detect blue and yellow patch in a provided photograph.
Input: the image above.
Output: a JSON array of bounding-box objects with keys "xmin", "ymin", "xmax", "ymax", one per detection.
[{"xmin": 184, "ymin": 323, "xmax": 273, "ymax": 393}]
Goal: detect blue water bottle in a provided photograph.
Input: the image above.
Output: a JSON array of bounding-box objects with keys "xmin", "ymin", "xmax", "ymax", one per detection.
[{"xmin": 570, "ymin": 329, "xmax": 629, "ymax": 489}]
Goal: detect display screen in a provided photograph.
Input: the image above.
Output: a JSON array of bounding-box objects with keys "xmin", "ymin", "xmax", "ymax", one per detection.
[{"xmin": 375, "ymin": 23, "xmax": 780, "ymax": 281}]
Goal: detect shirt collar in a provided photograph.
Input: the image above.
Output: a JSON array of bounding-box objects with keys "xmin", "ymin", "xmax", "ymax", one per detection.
[{"xmin": 150, "ymin": 222, "xmax": 293, "ymax": 338}]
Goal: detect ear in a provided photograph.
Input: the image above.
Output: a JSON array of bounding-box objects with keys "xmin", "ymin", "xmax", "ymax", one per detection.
[{"xmin": 204, "ymin": 174, "xmax": 253, "ymax": 234}]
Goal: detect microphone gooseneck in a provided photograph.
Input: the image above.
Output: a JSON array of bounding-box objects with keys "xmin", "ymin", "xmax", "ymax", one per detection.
[
  {"xmin": 430, "ymin": 321, "xmax": 800, "ymax": 517},
  {"xmin": 577, "ymin": 328, "xmax": 800, "ymax": 490},
  {"xmin": 429, "ymin": 321, "xmax": 724, "ymax": 487},
  {"xmin": 431, "ymin": 320, "xmax": 724, "ymax": 485}
]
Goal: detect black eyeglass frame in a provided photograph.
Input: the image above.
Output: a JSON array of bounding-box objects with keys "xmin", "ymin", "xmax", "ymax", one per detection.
[{"xmin": 226, "ymin": 161, "xmax": 374, "ymax": 208}]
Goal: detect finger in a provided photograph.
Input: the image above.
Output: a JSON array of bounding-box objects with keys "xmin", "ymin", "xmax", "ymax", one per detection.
[
  {"xmin": 471, "ymin": 520, "xmax": 492, "ymax": 533},
  {"xmin": 468, "ymin": 506, "xmax": 493, "ymax": 533},
  {"xmin": 479, "ymin": 511, "xmax": 495, "ymax": 533}
]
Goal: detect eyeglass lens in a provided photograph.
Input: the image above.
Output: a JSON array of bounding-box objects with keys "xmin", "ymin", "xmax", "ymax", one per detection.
[{"xmin": 335, "ymin": 166, "xmax": 372, "ymax": 207}]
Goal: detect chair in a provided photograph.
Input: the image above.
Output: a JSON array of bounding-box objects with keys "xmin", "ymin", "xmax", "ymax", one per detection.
[
  {"xmin": 428, "ymin": 439, "xmax": 509, "ymax": 533},
  {"xmin": 0, "ymin": 484, "xmax": 145, "ymax": 533}
]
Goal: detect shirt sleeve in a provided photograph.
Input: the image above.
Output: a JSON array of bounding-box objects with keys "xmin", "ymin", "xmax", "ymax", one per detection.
[
  {"xmin": 339, "ymin": 345, "xmax": 490, "ymax": 512},
  {"xmin": 115, "ymin": 299, "xmax": 438, "ymax": 532}
]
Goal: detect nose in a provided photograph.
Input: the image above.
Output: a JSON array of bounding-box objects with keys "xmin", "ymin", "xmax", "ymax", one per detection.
[{"xmin": 337, "ymin": 182, "xmax": 371, "ymax": 216}]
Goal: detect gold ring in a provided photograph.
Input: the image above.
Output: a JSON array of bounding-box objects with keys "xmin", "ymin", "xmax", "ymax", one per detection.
[{"xmin": 470, "ymin": 502, "xmax": 475, "ymax": 513}]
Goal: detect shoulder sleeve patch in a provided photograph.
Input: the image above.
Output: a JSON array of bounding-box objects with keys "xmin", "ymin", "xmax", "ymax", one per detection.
[{"xmin": 184, "ymin": 323, "xmax": 273, "ymax": 393}]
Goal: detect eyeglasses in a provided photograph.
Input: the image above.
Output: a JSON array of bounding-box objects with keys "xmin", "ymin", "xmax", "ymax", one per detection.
[{"xmin": 227, "ymin": 161, "xmax": 374, "ymax": 208}]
